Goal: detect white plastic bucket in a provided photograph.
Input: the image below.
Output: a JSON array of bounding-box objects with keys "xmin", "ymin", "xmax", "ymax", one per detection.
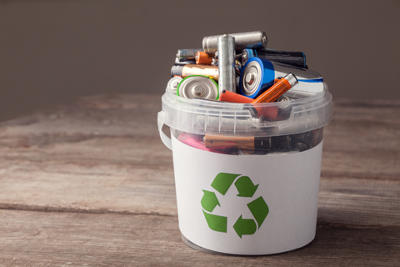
[{"xmin": 157, "ymin": 85, "xmax": 332, "ymax": 255}]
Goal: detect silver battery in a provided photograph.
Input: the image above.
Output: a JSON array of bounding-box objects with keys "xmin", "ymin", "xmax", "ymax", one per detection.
[
  {"xmin": 176, "ymin": 48, "xmax": 203, "ymax": 61},
  {"xmin": 166, "ymin": 76, "xmax": 183, "ymax": 95},
  {"xmin": 241, "ymin": 49, "xmax": 253, "ymax": 66},
  {"xmin": 174, "ymin": 57, "xmax": 196, "ymax": 65},
  {"xmin": 218, "ymin": 35, "xmax": 236, "ymax": 94},
  {"xmin": 241, "ymin": 60, "xmax": 263, "ymax": 96},
  {"xmin": 178, "ymin": 76, "xmax": 219, "ymax": 100},
  {"xmin": 203, "ymin": 31, "xmax": 268, "ymax": 53}
]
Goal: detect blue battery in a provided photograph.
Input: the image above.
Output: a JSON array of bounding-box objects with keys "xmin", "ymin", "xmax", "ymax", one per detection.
[
  {"xmin": 239, "ymin": 57, "xmax": 323, "ymax": 99},
  {"xmin": 239, "ymin": 57, "xmax": 276, "ymax": 99},
  {"xmin": 243, "ymin": 48, "xmax": 257, "ymax": 59}
]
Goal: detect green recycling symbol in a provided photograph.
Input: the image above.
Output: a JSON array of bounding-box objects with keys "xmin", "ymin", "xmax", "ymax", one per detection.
[{"xmin": 201, "ymin": 172, "xmax": 269, "ymax": 238}]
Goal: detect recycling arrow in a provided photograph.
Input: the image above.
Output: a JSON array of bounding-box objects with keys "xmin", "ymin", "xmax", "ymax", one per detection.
[
  {"xmin": 211, "ymin": 172, "xmax": 240, "ymax": 195},
  {"xmin": 234, "ymin": 176, "xmax": 259, "ymax": 197},
  {"xmin": 203, "ymin": 211, "xmax": 227, "ymax": 232},
  {"xmin": 201, "ymin": 190, "xmax": 220, "ymax": 212},
  {"xmin": 247, "ymin": 196, "xmax": 269, "ymax": 228},
  {"xmin": 233, "ymin": 215, "xmax": 257, "ymax": 238}
]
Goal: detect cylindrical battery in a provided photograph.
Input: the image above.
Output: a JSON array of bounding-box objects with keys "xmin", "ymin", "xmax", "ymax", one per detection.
[
  {"xmin": 252, "ymin": 73, "xmax": 298, "ymax": 104},
  {"xmin": 175, "ymin": 58, "xmax": 196, "ymax": 65},
  {"xmin": 171, "ymin": 64, "xmax": 219, "ymax": 80},
  {"xmin": 239, "ymin": 57, "xmax": 324, "ymax": 98},
  {"xmin": 203, "ymin": 31, "xmax": 268, "ymax": 53},
  {"xmin": 176, "ymin": 48, "xmax": 203, "ymax": 61},
  {"xmin": 203, "ymin": 135, "xmax": 256, "ymax": 151},
  {"xmin": 195, "ymin": 51, "xmax": 213, "ymax": 65},
  {"xmin": 218, "ymin": 35, "xmax": 236, "ymax": 93},
  {"xmin": 177, "ymin": 75, "xmax": 219, "ymax": 100},
  {"xmin": 203, "ymin": 135, "xmax": 279, "ymax": 154},
  {"xmin": 219, "ymin": 90, "xmax": 252, "ymax": 103},
  {"xmin": 241, "ymin": 48, "xmax": 307, "ymax": 69},
  {"xmin": 166, "ymin": 76, "xmax": 183, "ymax": 95}
]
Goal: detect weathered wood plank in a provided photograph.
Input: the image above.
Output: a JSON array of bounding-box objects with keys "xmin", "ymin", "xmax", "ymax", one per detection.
[
  {"xmin": 319, "ymin": 177, "xmax": 400, "ymax": 226},
  {"xmin": 322, "ymin": 99, "xmax": 400, "ymax": 181},
  {"xmin": 0, "ymin": 210, "xmax": 398, "ymax": 266}
]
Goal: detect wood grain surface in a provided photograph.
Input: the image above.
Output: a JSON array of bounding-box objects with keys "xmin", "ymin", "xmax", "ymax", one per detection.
[{"xmin": 0, "ymin": 94, "xmax": 399, "ymax": 266}]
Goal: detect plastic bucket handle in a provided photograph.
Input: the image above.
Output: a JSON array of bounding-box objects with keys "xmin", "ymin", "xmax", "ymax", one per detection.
[{"xmin": 157, "ymin": 111, "xmax": 172, "ymax": 150}]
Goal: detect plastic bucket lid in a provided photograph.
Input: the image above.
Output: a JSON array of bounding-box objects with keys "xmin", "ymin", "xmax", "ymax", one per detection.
[{"xmin": 160, "ymin": 84, "xmax": 332, "ymax": 137}]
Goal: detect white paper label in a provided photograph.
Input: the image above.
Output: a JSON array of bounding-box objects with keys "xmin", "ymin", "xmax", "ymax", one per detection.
[{"xmin": 171, "ymin": 135, "xmax": 323, "ymax": 255}]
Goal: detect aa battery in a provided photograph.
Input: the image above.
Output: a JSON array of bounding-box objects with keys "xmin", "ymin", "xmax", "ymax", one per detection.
[
  {"xmin": 203, "ymin": 135, "xmax": 282, "ymax": 154},
  {"xmin": 240, "ymin": 57, "xmax": 323, "ymax": 98},
  {"xmin": 176, "ymin": 48, "xmax": 203, "ymax": 61},
  {"xmin": 217, "ymin": 35, "xmax": 236, "ymax": 93},
  {"xmin": 204, "ymin": 135, "xmax": 257, "ymax": 151},
  {"xmin": 203, "ymin": 127, "xmax": 323, "ymax": 155},
  {"xmin": 203, "ymin": 31, "xmax": 268, "ymax": 53},
  {"xmin": 171, "ymin": 64, "xmax": 219, "ymax": 80},
  {"xmin": 241, "ymin": 48, "xmax": 307, "ymax": 69},
  {"xmin": 177, "ymin": 75, "xmax": 219, "ymax": 100},
  {"xmin": 175, "ymin": 58, "xmax": 196, "ymax": 65},
  {"xmin": 166, "ymin": 76, "xmax": 183, "ymax": 95}
]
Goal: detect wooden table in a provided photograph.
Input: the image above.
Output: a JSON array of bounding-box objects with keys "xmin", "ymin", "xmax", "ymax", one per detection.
[{"xmin": 0, "ymin": 94, "xmax": 399, "ymax": 266}]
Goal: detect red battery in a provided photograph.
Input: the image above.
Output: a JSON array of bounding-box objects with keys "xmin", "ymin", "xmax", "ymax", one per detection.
[{"xmin": 219, "ymin": 90, "xmax": 278, "ymax": 120}]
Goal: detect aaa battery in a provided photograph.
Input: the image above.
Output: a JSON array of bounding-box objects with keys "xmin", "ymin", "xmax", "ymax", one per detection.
[{"xmin": 252, "ymin": 73, "xmax": 298, "ymax": 104}]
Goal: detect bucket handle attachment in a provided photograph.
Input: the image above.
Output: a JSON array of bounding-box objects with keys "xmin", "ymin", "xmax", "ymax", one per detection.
[{"xmin": 157, "ymin": 111, "xmax": 172, "ymax": 150}]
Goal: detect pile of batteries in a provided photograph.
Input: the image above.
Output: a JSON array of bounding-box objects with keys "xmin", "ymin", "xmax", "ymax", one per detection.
[{"xmin": 165, "ymin": 31, "xmax": 325, "ymax": 155}]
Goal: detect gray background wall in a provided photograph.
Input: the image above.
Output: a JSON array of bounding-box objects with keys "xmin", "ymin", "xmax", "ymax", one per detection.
[{"xmin": 1, "ymin": 0, "xmax": 399, "ymax": 121}]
